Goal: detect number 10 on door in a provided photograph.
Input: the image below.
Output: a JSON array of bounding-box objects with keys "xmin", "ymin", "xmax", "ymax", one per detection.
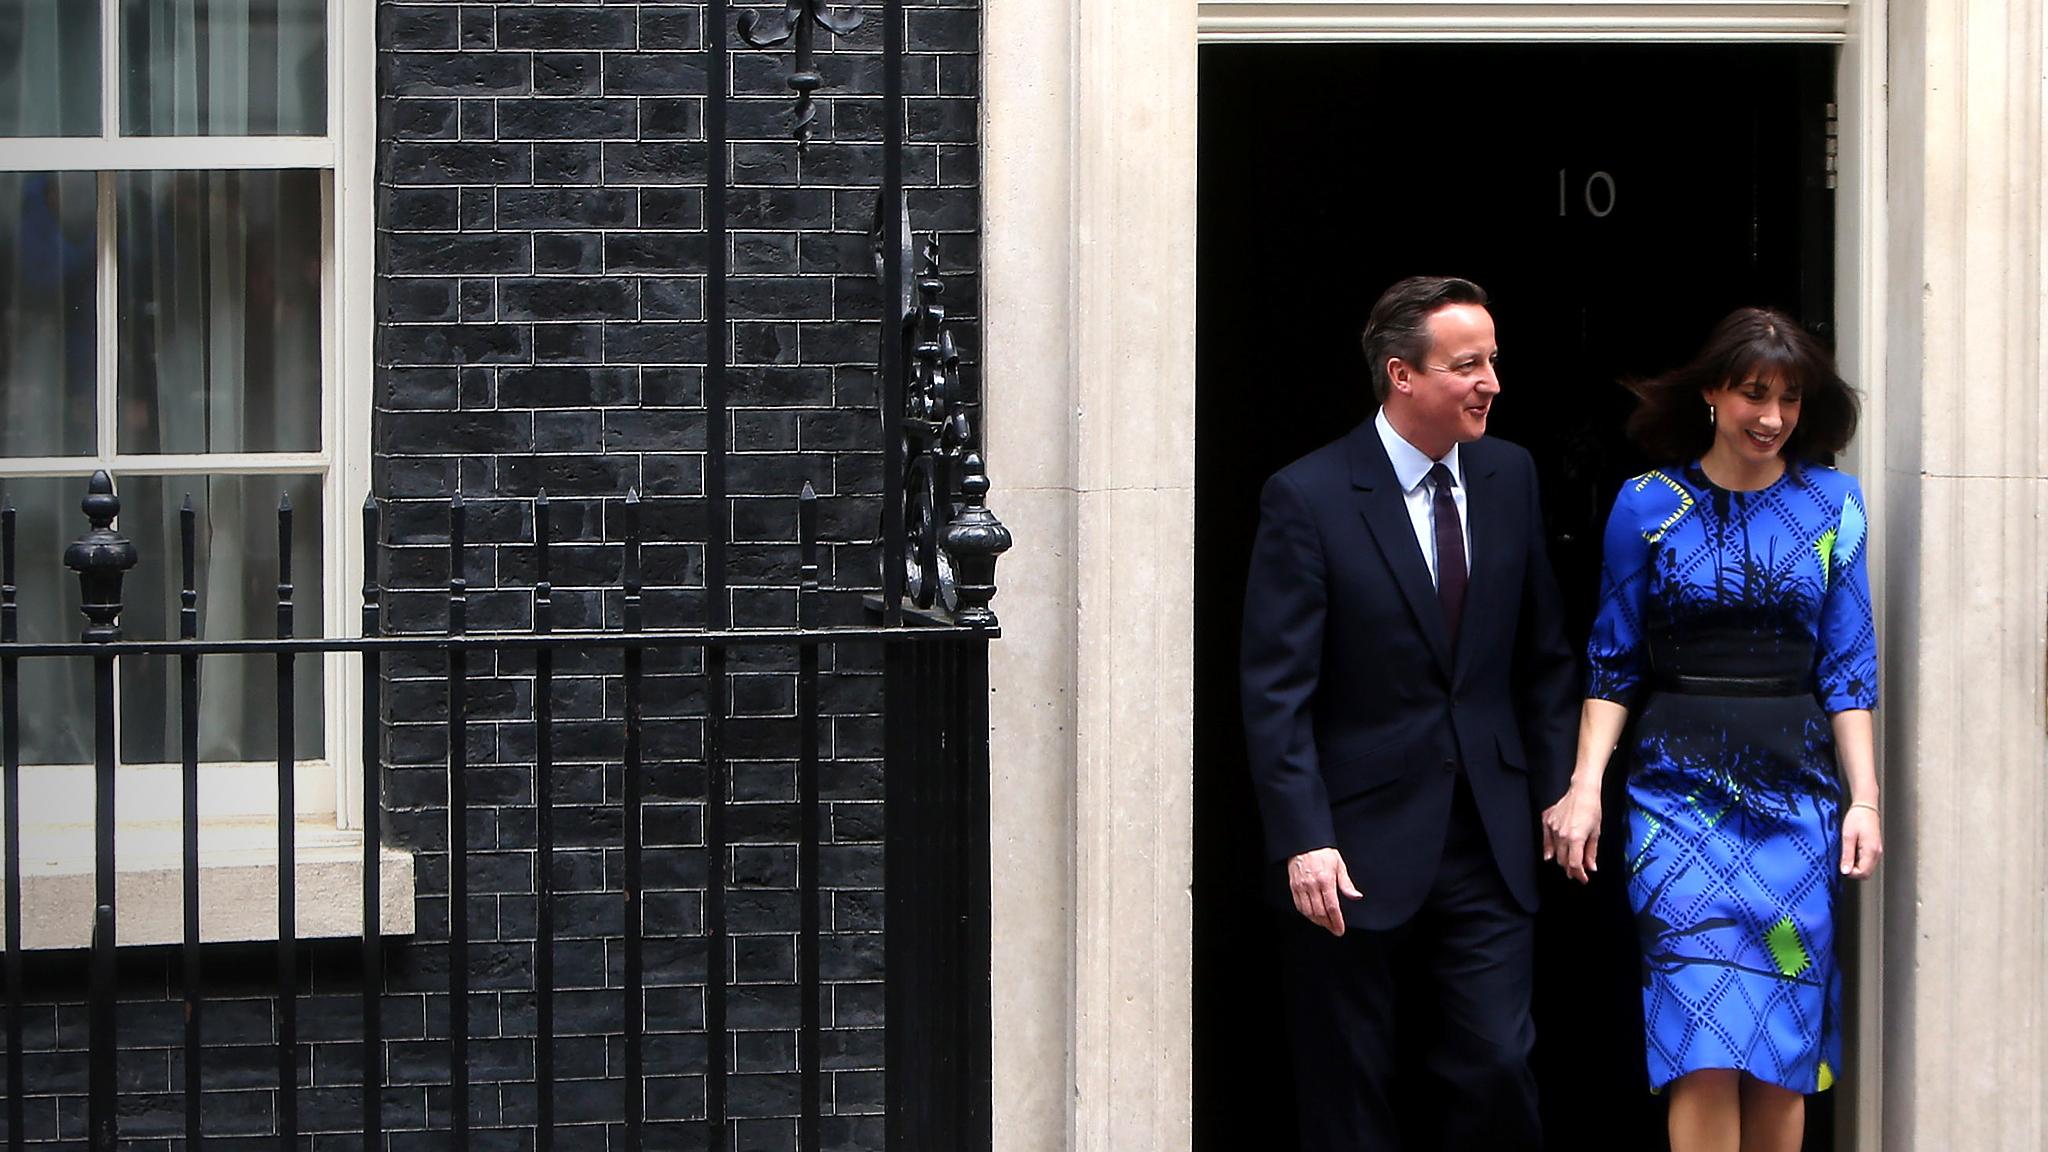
[{"xmin": 1560, "ymin": 170, "xmax": 1617, "ymax": 217}]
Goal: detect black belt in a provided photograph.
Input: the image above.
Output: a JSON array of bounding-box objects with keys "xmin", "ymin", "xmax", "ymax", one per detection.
[{"xmin": 1654, "ymin": 673, "xmax": 1804, "ymax": 697}]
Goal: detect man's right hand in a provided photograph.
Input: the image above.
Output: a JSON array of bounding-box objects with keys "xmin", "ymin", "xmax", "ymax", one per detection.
[{"xmin": 1288, "ymin": 847, "xmax": 1363, "ymax": 936}]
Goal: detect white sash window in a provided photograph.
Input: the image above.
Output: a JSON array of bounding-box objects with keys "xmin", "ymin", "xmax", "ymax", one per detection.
[{"xmin": 0, "ymin": 0, "xmax": 373, "ymax": 844}]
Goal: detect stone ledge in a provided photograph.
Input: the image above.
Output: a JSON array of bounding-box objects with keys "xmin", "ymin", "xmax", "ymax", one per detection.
[{"xmin": 1, "ymin": 819, "xmax": 415, "ymax": 949}]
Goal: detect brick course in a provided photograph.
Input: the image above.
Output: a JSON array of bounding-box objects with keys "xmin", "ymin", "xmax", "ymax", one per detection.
[{"xmin": 0, "ymin": 3, "xmax": 979, "ymax": 1150}]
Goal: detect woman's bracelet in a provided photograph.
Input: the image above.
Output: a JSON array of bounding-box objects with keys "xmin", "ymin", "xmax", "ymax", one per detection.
[{"xmin": 1848, "ymin": 801, "xmax": 1880, "ymax": 817}]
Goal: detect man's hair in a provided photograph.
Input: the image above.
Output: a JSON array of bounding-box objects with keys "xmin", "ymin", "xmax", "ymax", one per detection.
[
  {"xmin": 1359, "ymin": 276, "xmax": 1490, "ymax": 403},
  {"xmin": 1624, "ymin": 306, "xmax": 1860, "ymax": 465}
]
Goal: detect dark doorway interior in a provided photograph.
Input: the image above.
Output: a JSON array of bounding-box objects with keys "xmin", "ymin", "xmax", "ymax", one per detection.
[{"xmin": 1194, "ymin": 43, "xmax": 1838, "ymax": 1151}]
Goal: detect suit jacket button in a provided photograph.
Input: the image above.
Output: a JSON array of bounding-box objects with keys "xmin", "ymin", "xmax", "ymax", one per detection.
[{"xmin": 1440, "ymin": 758, "xmax": 1457, "ymax": 773}]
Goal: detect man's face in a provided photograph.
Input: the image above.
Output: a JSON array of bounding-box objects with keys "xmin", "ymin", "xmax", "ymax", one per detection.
[{"xmin": 1386, "ymin": 304, "xmax": 1500, "ymax": 452}]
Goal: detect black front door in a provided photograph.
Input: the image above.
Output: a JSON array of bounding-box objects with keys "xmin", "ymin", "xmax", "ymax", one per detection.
[{"xmin": 1194, "ymin": 43, "xmax": 1837, "ymax": 1150}]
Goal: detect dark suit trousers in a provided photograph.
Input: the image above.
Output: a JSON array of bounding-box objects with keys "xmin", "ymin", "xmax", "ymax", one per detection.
[{"xmin": 1281, "ymin": 776, "xmax": 1540, "ymax": 1152}]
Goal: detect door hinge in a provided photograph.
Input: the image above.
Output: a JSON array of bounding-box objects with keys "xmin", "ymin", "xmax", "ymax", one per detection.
[{"xmin": 1824, "ymin": 102, "xmax": 1840, "ymax": 190}]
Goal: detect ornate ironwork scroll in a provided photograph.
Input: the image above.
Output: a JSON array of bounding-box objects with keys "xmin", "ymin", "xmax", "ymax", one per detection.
[
  {"xmin": 736, "ymin": 1, "xmax": 864, "ymax": 147},
  {"xmin": 887, "ymin": 233, "xmax": 1010, "ymax": 624},
  {"xmin": 871, "ymin": 189, "xmax": 916, "ymax": 341}
]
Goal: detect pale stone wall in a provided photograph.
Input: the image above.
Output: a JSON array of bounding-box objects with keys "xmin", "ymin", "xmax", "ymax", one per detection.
[
  {"xmin": 1880, "ymin": 0, "xmax": 2048, "ymax": 1144},
  {"xmin": 983, "ymin": 0, "xmax": 1082, "ymax": 1146},
  {"xmin": 985, "ymin": 2, "xmax": 1199, "ymax": 1150}
]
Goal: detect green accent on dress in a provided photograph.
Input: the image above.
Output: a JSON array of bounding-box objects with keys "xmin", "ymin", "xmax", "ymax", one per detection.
[
  {"xmin": 1765, "ymin": 915, "xmax": 1812, "ymax": 979},
  {"xmin": 1631, "ymin": 814, "xmax": 1662, "ymax": 876},
  {"xmin": 1685, "ymin": 787, "xmax": 1734, "ymax": 830},
  {"xmin": 1814, "ymin": 526, "xmax": 1837, "ymax": 589}
]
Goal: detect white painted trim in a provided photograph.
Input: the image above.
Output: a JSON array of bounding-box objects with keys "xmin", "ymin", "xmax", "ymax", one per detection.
[
  {"xmin": 0, "ymin": 137, "xmax": 336, "ymax": 172},
  {"xmin": 97, "ymin": 0, "xmax": 117, "ymax": 139},
  {"xmin": 331, "ymin": 0, "xmax": 377, "ymax": 831},
  {"xmin": 1198, "ymin": 1, "xmax": 1849, "ymax": 40},
  {"xmin": 0, "ymin": 454, "xmax": 330, "ymax": 477}
]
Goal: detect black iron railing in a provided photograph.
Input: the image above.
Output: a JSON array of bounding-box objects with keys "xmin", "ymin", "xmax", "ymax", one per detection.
[
  {"xmin": 0, "ymin": 465, "xmax": 1003, "ymax": 1152},
  {"xmin": 2, "ymin": 3, "xmax": 1008, "ymax": 1148}
]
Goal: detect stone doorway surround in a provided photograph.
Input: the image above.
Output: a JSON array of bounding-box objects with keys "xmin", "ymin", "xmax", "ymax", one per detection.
[{"xmin": 979, "ymin": 1, "xmax": 2048, "ymax": 1150}]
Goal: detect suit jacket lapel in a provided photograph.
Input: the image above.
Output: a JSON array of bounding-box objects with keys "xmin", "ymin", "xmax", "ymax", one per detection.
[
  {"xmin": 1348, "ymin": 425, "xmax": 1453, "ymax": 677},
  {"xmin": 1453, "ymin": 443, "xmax": 1504, "ymax": 679}
]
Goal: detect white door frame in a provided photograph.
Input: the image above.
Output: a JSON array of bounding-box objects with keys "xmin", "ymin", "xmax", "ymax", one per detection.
[{"xmin": 982, "ymin": 2, "xmax": 1889, "ymax": 1149}]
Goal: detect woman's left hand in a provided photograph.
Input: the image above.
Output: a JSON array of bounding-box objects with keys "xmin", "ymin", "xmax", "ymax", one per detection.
[
  {"xmin": 1840, "ymin": 804, "xmax": 1883, "ymax": 879},
  {"xmin": 1542, "ymin": 784, "xmax": 1603, "ymax": 884}
]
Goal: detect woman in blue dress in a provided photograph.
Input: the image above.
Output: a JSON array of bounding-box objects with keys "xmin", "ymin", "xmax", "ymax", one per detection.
[{"xmin": 1541, "ymin": 308, "xmax": 1883, "ymax": 1151}]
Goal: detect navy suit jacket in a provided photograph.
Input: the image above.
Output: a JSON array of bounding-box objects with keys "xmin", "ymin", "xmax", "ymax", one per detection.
[{"xmin": 1240, "ymin": 421, "xmax": 1579, "ymax": 930}]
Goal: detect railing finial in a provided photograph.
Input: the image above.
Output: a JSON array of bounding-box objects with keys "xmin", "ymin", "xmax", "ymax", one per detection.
[
  {"xmin": 180, "ymin": 495, "xmax": 197, "ymax": 641},
  {"xmin": 533, "ymin": 489, "xmax": 553, "ymax": 635},
  {"xmin": 798, "ymin": 482, "xmax": 819, "ymax": 630},
  {"xmin": 277, "ymin": 490, "xmax": 295, "ymax": 640},
  {"xmin": 622, "ymin": 489, "xmax": 643, "ymax": 634},
  {"xmin": 64, "ymin": 471, "xmax": 137, "ymax": 644},
  {"xmin": 447, "ymin": 489, "xmax": 467, "ymax": 637},
  {"xmin": 361, "ymin": 492, "xmax": 381, "ymax": 640},
  {"xmin": 942, "ymin": 453, "xmax": 1010, "ymax": 628}
]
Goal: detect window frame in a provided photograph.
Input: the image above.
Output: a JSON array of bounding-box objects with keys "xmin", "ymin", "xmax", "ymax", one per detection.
[{"xmin": 0, "ymin": 0, "xmax": 374, "ymax": 830}]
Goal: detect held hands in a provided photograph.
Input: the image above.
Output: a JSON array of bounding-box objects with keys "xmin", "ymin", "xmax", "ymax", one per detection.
[
  {"xmin": 1840, "ymin": 803, "xmax": 1883, "ymax": 879},
  {"xmin": 1541, "ymin": 783, "xmax": 1603, "ymax": 884},
  {"xmin": 1288, "ymin": 847, "xmax": 1362, "ymax": 936}
]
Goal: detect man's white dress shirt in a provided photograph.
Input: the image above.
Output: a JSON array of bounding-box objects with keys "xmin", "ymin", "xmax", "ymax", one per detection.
[{"xmin": 1374, "ymin": 407, "xmax": 1469, "ymax": 590}]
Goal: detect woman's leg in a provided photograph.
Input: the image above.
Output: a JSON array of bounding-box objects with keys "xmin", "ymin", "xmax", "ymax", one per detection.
[
  {"xmin": 1737, "ymin": 1075, "xmax": 1805, "ymax": 1152},
  {"xmin": 1667, "ymin": 1069, "xmax": 1742, "ymax": 1152}
]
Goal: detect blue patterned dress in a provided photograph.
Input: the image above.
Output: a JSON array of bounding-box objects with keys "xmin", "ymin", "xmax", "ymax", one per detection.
[{"xmin": 1587, "ymin": 461, "xmax": 1877, "ymax": 1094}]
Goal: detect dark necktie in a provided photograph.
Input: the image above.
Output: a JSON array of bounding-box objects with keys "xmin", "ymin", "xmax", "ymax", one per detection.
[{"xmin": 1428, "ymin": 463, "xmax": 1467, "ymax": 642}]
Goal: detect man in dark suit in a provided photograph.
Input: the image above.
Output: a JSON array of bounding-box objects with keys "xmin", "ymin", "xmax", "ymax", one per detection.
[{"xmin": 1240, "ymin": 276, "xmax": 1578, "ymax": 1150}]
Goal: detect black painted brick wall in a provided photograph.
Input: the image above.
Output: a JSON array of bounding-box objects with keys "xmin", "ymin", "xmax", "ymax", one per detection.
[{"xmin": 0, "ymin": 2, "xmax": 980, "ymax": 1151}]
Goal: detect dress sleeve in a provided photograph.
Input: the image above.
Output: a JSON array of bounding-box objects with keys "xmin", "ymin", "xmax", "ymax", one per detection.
[
  {"xmin": 1586, "ymin": 480, "xmax": 1655, "ymax": 707},
  {"xmin": 1814, "ymin": 476, "xmax": 1879, "ymax": 712}
]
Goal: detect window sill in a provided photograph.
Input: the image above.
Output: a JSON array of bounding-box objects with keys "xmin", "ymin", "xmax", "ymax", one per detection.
[{"xmin": 2, "ymin": 818, "xmax": 414, "ymax": 950}]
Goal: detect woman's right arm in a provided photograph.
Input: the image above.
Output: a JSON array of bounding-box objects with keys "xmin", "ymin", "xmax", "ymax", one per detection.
[
  {"xmin": 1543, "ymin": 698, "xmax": 1630, "ymax": 882},
  {"xmin": 1544, "ymin": 475, "xmax": 1668, "ymax": 882}
]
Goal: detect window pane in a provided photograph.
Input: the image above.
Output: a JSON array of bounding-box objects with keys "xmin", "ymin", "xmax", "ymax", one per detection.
[
  {"xmin": 0, "ymin": 477, "xmax": 95, "ymax": 765},
  {"xmin": 117, "ymin": 473, "xmax": 325, "ymax": 764},
  {"xmin": 121, "ymin": 0, "xmax": 326, "ymax": 136},
  {"xmin": 117, "ymin": 170, "xmax": 322, "ymax": 455},
  {"xmin": 0, "ymin": 172, "xmax": 97, "ymax": 458},
  {"xmin": 0, "ymin": 0, "xmax": 100, "ymax": 136}
]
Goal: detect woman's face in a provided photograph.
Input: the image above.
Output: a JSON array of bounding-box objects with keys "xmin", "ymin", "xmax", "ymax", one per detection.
[{"xmin": 1703, "ymin": 368, "xmax": 1802, "ymax": 463}]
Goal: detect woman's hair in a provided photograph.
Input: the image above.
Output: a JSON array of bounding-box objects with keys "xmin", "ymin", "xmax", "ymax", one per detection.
[{"xmin": 1624, "ymin": 307, "xmax": 1860, "ymax": 465}]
